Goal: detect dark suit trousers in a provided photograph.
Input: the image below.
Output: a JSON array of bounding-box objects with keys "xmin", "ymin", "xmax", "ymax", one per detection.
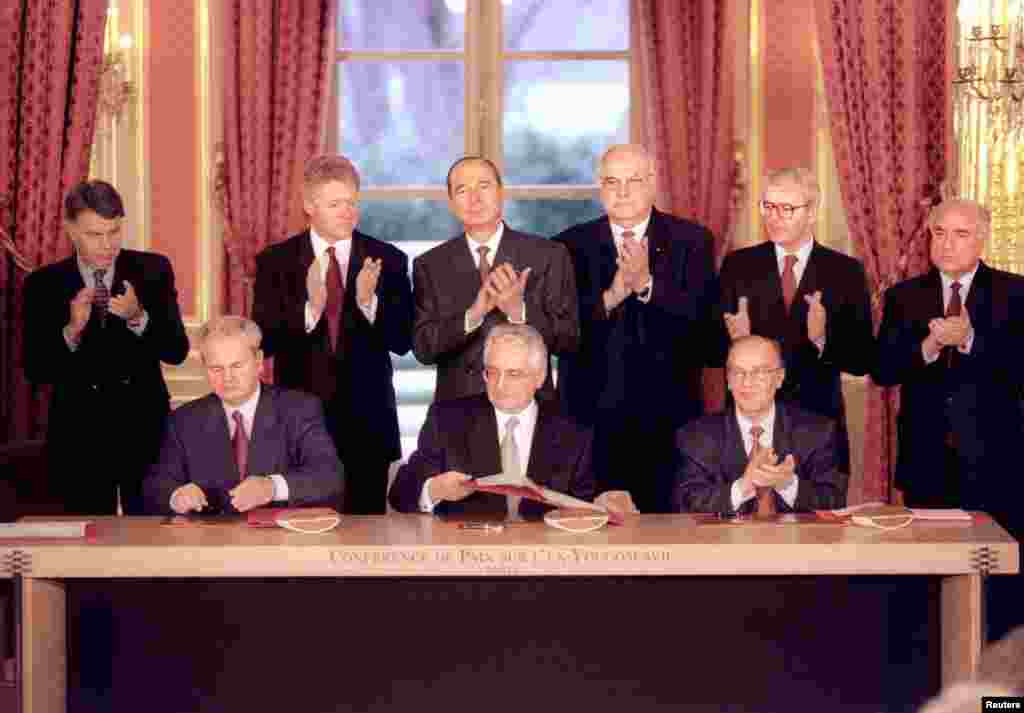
[{"xmin": 323, "ymin": 402, "xmax": 390, "ymax": 515}]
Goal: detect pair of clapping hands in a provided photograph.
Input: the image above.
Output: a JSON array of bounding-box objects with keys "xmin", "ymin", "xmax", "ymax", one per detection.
[
  {"xmin": 604, "ymin": 235, "xmax": 651, "ymax": 309},
  {"xmin": 171, "ymin": 479, "xmax": 274, "ymax": 514},
  {"xmin": 723, "ymin": 293, "xmax": 826, "ymax": 342},
  {"xmin": 305, "ymin": 255, "xmax": 382, "ymax": 319},
  {"xmin": 67, "ymin": 281, "xmax": 143, "ymax": 334},
  {"xmin": 467, "ymin": 262, "xmax": 532, "ymax": 325},
  {"xmin": 738, "ymin": 447, "xmax": 796, "ymax": 499}
]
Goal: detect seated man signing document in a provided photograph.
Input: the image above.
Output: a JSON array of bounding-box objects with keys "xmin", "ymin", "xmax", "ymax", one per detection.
[
  {"xmin": 388, "ymin": 324, "xmax": 635, "ymax": 519},
  {"xmin": 144, "ymin": 316, "xmax": 344, "ymax": 515},
  {"xmin": 674, "ymin": 336, "xmax": 848, "ymax": 515}
]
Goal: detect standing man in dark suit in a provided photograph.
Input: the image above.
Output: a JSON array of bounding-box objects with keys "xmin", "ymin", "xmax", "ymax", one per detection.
[
  {"xmin": 553, "ymin": 144, "xmax": 719, "ymax": 513},
  {"xmin": 389, "ymin": 324, "xmax": 635, "ymax": 519},
  {"xmin": 674, "ymin": 336, "xmax": 848, "ymax": 514},
  {"xmin": 718, "ymin": 167, "xmax": 873, "ymax": 473},
  {"xmin": 412, "ymin": 156, "xmax": 578, "ymax": 402},
  {"xmin": 22, "ymin": 180, "xmax": 189, "ymax": 515},
  {"xmin": 875, "ymin": 198, "xmax": 1024, "ymax": 640},
  {"xmin": 252, "ymin": 155, "xmax": 413, "ymax": 515},
  {"xmin": 144, "ymin": 316, "xmax": 343, "ymax": 515}
]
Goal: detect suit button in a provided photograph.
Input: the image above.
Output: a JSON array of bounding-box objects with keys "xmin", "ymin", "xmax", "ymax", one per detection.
[{"xmin": 945, "ymin": 396, "xmax": 953, "ymax": 405}]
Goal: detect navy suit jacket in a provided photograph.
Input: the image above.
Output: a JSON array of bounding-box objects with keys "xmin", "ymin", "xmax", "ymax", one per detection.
[
  {"xmin": 387, "ymin": 394, "xmax": 595, "ymax": 518},
  {"xmin": 674, "ymin": 402, "xmax": 848, "ymax": 514},
  {"xmin": 874, "ymin": 263, "xmax": 1024, "ymax": 535},
  {"xmin": 412, "ymin": 227, "xmax": 578, "ymax": 402},
  {"xmin": 22, "ymin": 249, "xmax": 189, "ymax": 512},
  {"xmin": 143, "ymin": 385, "xmax": 345, "ymax": 514},
  {"xmin": 252, "ymin": 230, "xmax": 413, "ymax": 461},
  {"xmin": 553, "ymin": 208, "xmax": 718, "ymax": 429},
  {"xmin": 716, "ymin": 240, "xmax": 874, "ymax": 424}
]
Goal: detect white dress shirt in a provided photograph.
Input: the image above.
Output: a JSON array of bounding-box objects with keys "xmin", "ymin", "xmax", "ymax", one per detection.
[
  {"xmin": 729, "ymin": 405, "xmax": 799, "ymax": 511},
  {"xmin": 168, "ymin": 384, "xmax": 288, "ymax": 508},
  {"xmin": 419, "ymin": 399, "xmax": 539, "ymax": 512},
  {"xmin": 304, "ymin": 228, "xmax": 377, "ymax": 331},
  {"xmin": 610, "ymin": 215, "xmax": 653, "ymax": 302},
  {"xmin": 922, "ymin": 265, "xmax": 978, "ymax": 363}
]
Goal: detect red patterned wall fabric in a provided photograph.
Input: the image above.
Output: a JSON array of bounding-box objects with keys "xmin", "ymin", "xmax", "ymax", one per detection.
[
  {"xmin": 815, "ymin": 0, "xmax": 947, "ymax": 503},
  {"xmin": 218, "ymin": 0, "xmax": 336, "ymax": 315},
  {"xmin": 0, "ymin": 0, "xmax": 109, "ymax": 442}
]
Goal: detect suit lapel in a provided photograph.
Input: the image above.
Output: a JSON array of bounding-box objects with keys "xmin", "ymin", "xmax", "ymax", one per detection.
[
  {"xmin": 247, "ymin": 386, "xmax": 278, "ymax": 478},
  {"xmin": 748, "ymin": 243, "xmax": 788, "ymax": 328},
  {"xmin": 724, "ymin": 409, "xmax": 751, "ymax": 473},
  {"xmin": 494, "ymin": 227, "xmax": 519, "ymax": 269},
  {"xmin": 467, "ymin": 398, "xmax": 503, "ymax": 477},
  {"xmin": 524, "ymin": 402, "xmax": 558, "ymax": 488},
  {"xmin": 454, "ymin": 235, "xmax": 486, "ymax": 305},
  {"xmin": 965, "ymin": 262, "xmax": 992, "ymax": 328},
  {"xmin": 598, "ymin": 220, "xmax": 618, "ymax": 296},
  {"xmin": 923, "ymin": 269, "xmax": 945, "ymax": 320},
  {"xmin": 201, "ymin": 397, "xmax": 238, "ymax": 489},
  {"xmin": 772, "ymin": 403, "xmax": 795, "ymax": 463}
]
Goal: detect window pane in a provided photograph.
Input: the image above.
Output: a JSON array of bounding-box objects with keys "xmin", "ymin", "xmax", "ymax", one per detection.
[
  {"xmin": 504, "ymin": 199, "xmax": 604, "ymax": 238},
  {"xmin": 503, "ymin": 61, "xmax": 628, "ymax": 185},
  {"xmin": 504, "ymin": 0, "xmax": 628, "ymax": 51},
  {"xmin": 356, "ymin": 199, "xmax": 458, "ymax": 246},
  {"xmin": 339, "ymin": 1, "xmax": 465, "ymax": 50},
  {"xmin": 338, "ymin": 61, "xmax": 465, "ymax": 186}
]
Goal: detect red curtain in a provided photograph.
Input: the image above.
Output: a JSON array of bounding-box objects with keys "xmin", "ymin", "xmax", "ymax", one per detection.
[
  {"xmin": 0, "ymin": 0, "xmax": 109, "ymax": 443},
  {"xmin": 218, "ymin": 0, "xmax": 337, "ymax": 315},
  {"xmin": 815, "ymin": 0, "xmax": 947, "ymax": 503},
  {"xmin": 633, "ymin": 0, "xmax": 741, "ymax": 412}
]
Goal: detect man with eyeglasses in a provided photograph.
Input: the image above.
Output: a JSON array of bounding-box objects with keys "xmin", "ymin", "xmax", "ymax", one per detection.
[
  {"xmin": 412, "ymin": 156, "xmax": 579, "ymax": 403},
  {"xmin": 553, "ymin": 144, "xmax": 719, "ymax": 514},
  {"xmin": 389, "ymin": 324, "xmax": 636, "ymax": 519},
  {"xmin": 717, "ymin": 167, "xmax": 873, "ymax": 474},
  {"xmin": 874, "ymin": 198, "xmax": 1024, "ymax": 641},
  {"xmin": 22, "ymin": 180, "xmax": 190, "ymax": 515},
  {"xmin": 674, "ymin": 336, "xmax": 847, "ymax": 514}
]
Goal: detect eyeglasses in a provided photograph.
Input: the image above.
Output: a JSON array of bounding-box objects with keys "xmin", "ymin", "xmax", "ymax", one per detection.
[
  {"xmin": 483, "ymin": 366, "xmax": 533, "ymax": 386},
  {"xmin": 600, "ymin": 175, "xmax": 651, "ymax": 194},
  {"xmin": 726, "ymin": 366, "xmax": 782, "ymax": 384},
  {"xmin": 759, "ymin": 200, "xmax": 811, "ymax": 219}
]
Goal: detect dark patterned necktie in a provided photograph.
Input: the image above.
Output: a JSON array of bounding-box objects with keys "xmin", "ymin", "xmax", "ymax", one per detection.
[
  {"xmin": 232, "ymin": 411, "xmax": 249, "ymax": 483},
  {"xmin": 325, "ymin": 247, "xmax": 344, "ymax": 352},
  {"xmin": 945, "ymin": 281, "xmax": 962, "ymax": 369},
  {"xmin": 477, "ymin": 245, "xmax": 491, "ymax": 285},
  {"xmin": 750, "ymin": 425, "xmax": 776, "ymax": 517},
  {"xmin": 781, "ymin": 255, "xmax": 798, "ymax": 311},
  {"xmin": 93, "ymin": 269, "xmax": 109, "ymax": 323}
]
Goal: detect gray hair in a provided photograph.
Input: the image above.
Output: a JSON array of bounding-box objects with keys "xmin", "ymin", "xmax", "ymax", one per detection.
[
  {"xmin": 763, "ymin": 167, "xmax": 820, "ymax": 209},
  {"xmin": 596, "ymin": 143, "xmax": 656, "ymax": 179},
  {"xmin": 197, "ymin": 315, "xmax": 262, "ymax": 359},
  {"xmin": 928, "ymin": 198, "xmax": 992, "ymax": 239},
  {"xmin": 483, "ymin": 323, "xmax": 548, "ymax": 373}
]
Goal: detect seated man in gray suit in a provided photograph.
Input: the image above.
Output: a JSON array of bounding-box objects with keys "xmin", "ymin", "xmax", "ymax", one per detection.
[
  {"xmin": 674, "ymin": 335, "xmax": 847, "ymax": 514},
  {"xmin": 144, "ymin": 316, "xmax": 344, "ymax": 515},
  {"xmin": 389, "ymin": 324, "xmax": 634, "ymax": 519}
]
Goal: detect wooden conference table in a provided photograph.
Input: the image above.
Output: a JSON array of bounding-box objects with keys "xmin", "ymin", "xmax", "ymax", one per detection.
[{"xmin": 0, "ymin": 513, "xmax": 1018, "ymax": 713}]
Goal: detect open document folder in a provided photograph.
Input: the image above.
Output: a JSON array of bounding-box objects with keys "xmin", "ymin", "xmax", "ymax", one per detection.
[{"xmin": 466, "ymin": 473, "xmax": 625, "ymax": 525}]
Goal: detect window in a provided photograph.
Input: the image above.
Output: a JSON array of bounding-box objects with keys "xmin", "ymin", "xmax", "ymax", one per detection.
[{"xmin": 334, "ymin": 0, "xmax": 632, "ymax": 454}]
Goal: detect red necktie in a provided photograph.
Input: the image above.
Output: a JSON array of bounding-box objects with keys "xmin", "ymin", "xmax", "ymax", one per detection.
[
  {"xmin": 232, "ymin": 411, "xmax": 249, "ymax": 483},
  {"xmin": 781, "ymin": 255, "xmax": 798, "ymax": 311},
  {"xmin": 750, "ymin": 425, "xmax": 776, "ymax": 517},
  {"xmin": 945, "ymin": 281, "xmax": 962, "ymax": 368},
  {"xmin": 477, "ymin": 245, "xmax": 491, "ymax": 285},
  {"xmin": 325, "ymin": 246, "xmax": 345, "ymax": 352}
]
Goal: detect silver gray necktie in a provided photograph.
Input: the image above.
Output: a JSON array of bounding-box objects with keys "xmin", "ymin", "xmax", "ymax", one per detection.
[{"xmin": 501, "ymin": 416, "xmax": 523, "ymax": 519}]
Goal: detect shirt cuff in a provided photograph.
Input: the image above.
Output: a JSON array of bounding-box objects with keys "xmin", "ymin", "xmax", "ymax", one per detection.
[
  {"xmin": 268, "ymin": 474, "xmax": 289, "ymax": 502},
  {"xmin": 358, "ymin": 295, "xmax": 378, "ymax": 324},
  {"xmin": 922, "ymin": 341, "xmax": 941, "ymax": 364},
  {"xmin": 636, "ymin": 278, "xmax": 653, "ymax": 303},
  {"xmin": 813, "ymin": 336, "xmax": 825, "ymax": 356},
  {"xmin": 63, "ymin": 325, "xmax": 80, "ymax": 352},
  {"xmin": 507, "ymin": 302, "xmax": 526, "ymax": 325},
  {"xmin": 127, "ymin": 310, "xmax": 148, "ymax": 335},
  {"xmin": 777, "ymin": 476, "xmax": 799, "ymax": 508},
  {"xmin": 305, "ymin": 301, "xmax": 321, "ymax": 332},
  {"xmin": 958, "ymin": 328, "xmax": 975, "ymax": 354},
  {"xmin": 730, "ymin": 479, "xmax": 755, "ymax": 511},
  {"xmin": 465, "ymin": 309, "xmax": 483, "ymax": 334},
  {"xmin": 418, "ymin": 478, "xmax": 438, "ymax": 513}
]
